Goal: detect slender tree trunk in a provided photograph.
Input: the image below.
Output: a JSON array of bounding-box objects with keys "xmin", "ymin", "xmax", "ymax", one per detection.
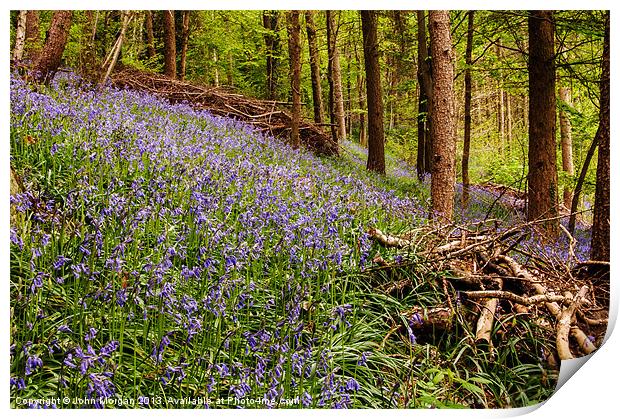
[
  {"xmin": 416, "ymin": 10, "xmax": 433, "ymax": 179},
  {"xmin": 428, "ymin": 10, "xmax": 456, "ymax": 222},
  {"xmin": 227, "ymin": 51, "xmax": 234, "ymax": 86},
  {"xmin": 179, "ymin": 11, "xmax": 191, "ymax": 81},
  {"xmin": 361, "ymin": 10, "xmax": 385, "ymax": 174},
  {"xmin": 496, "ymin": 42, "xmax": 505, "ymax": 155},
  {"xmin": 568, "ymin": 130, "xmax": 598, "ymax": 235},
  {"xmin": 31, "ymin": 10, "xmax": 72, "ymax": 83},
  {"xmin": 591, "ymin": 12, "xmax": 610, "ymax": 263},
  {"xmin": 145, "ymin": 11, "xmax": 156, "ymax": 60},
  {"xmin": 25, "ymin": 10, "xmax": 40, "ymax": 59},
  {"xmin": 305, "ymin": 11, "xmax": 324, "ymax": 125},
  {"xmin": 506, "ymin": 91, "xmax": 512, "ymax": 150},
  {"xmin": 213, "ymin": 50, "xmax": 219, "ymax": 86},
  {"xmin": 558, "ymin": 86, "xmax": 575, "ymax": 208},
  {"xmin": 357, "ymin": 71, "xmax": 367, "ymax": 146},
  {"xmin": 462, "ymin": 11, "xmax": 475, "ymax": 207},
  {"xmin": 527, "ymin": 11, "xmax": 559, "ymax": 237},
  {"xmin": 12, "ymin": 10, "xmax": 28, "ymax": 62},
  {"xmin": 326, "ymin": 11, "xmax": 347, "ymax": 142},
  {"xmin": 81, "ymin": 11, "xmax": 99, "ymax": 82},
  {"xmin": 263, "ymin": 11, "xmax": 281, "ymax": 100},
  {"xmin": 101, "ymin": 11, "xmax": 131, "ymax": 86},
  {"xmin": 163, "ymin": 10, "xmax": 177, "ymax": 78},
  {"xmin": 286, "ymin": 11, "xmax": 302, "ymax": 149}
]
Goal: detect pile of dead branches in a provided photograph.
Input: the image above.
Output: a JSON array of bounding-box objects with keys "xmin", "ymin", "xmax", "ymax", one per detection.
[
  {"xmin": 368, "ymin": 219, "xmax": 609, "ymax": 363},
  {"xmin": 111, "ymin": 67, "xmax": 338, "ymax": 156}
]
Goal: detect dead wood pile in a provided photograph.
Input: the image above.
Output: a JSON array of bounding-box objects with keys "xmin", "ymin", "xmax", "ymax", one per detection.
[
  {"xmin": 368, "ymin": 219, "xmax": 609, "ymax": 363},
  {"xmin": 111, "ymin": 67, "xmax": 339, "ymax": 156}
]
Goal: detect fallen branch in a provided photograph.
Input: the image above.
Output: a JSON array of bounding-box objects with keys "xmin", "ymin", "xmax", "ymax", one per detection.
[
  {"xmin": 556, "ymin": 286, "xmax": 589, "ymax": 360},
  {"xmin": 463, "ymin": 290, "xmax": 570, "ymax": 306}
]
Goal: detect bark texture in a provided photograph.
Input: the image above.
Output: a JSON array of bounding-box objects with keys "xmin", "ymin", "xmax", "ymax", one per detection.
[
  {"xmin": 558, "ymin": 86, "xmax": 575, "ymax": 208},
  {"xmin": 286, "ymin": 11, "xmax": 302, "ymax": 149},
  {"xmin": 361, "ymin": 10, "xmax": 386, "ymax": 174},
  {"xmin": 462, "ymin": 11, "xmax": 475, "ymax": 207},
  {"xmin": 305, "ymin": 11, "xmax": 324, "ymax": 125},
  {"xmin": 163, "ymin": 10, "xmax": 177, "ymax": 79},
  {"xmin": 416, "ymin": 11, "xmax": 433, "ymax": 179},
  {"xmin": 31, "ymin": 10, "xmax": 72, "ymax": 83},
  {"xmin": 527, "ymin": 11, "xmax": 559, "ymax": 237},
  {"xmin": 591, "ymin": 12, "xmax": 610, "ymax": 263},
  {"xmin": 326, "ymin": 11, "xmax": 347, "ymax": 142},
  {"xmin": 145, "ymin": 11, "xmax": 156, "ymax": 60},
  {"xmin": 179, "ymin": 11, "xmax": 191, "ymax": 81},
  {"xmin": 263, "ymin": 11, "xmax": 281, "ymax": 100},
  {"xmin": 12, "ymin": 10, "xmax": 28, "ymax": 61},
  {"xmin": 429, "ymin": 10, "xmax": 456, "ymax": 222}
]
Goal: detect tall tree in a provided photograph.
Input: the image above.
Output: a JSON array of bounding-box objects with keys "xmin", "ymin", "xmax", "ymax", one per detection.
[
  {"xmin": 305, "ymin": 11, "xmax": 325, "ymax": 125},
  {"xmin": 558, "ymin": 86, "xmax": 575, "ymax": 208},
  {"xmin": 286, "ymin": 11, "xmax": 302, "ymax": 149},
  {"xmin": 263, "ymin": 11, "xmax": 281, "ymax": 100},
  {"xmin": 101, "ymin": 11, "xmax": 131, "ymax": 85},
  {"xmin": 163, "ymin": 10, "xmax": 177, "ymax": 79},
  {"xmin": 12, "ymin": 10, "xmax": 28, "ymax": 62},
  {"xmin": 144, "ymin": 11, "xmax": 156, "ymax": 60},
  {"xmin": 416, "ymin": 11, "xmax": 433, "ymax": 179},
  {"xmin": 179, "ymin": 11, "xmax": 191, "ymax": 81},
  {"xmin": 24, "ymin": 10, "xmax": 40, "ymax": 59},
  {"xmin": 361, "ymin": 10, "xmax": 385, "ymax": 174},
  {"xmin": 428, "ymin": 10, "xmax": 456, "ymax": 222},
  {"xmin": 31, "ymin": 10, "xmax": 72, "ymax": 83},
  {"xmin": 591, "ymin": 12, "xmax": 610, "ymax": 263},
  {"xmin": 326, "ymin": 11, "xmax": 347, "ymax": 142},
  {"xmin": 462, "ymin": 11, "xmax": 475, "ymax": 207},
  {"xmin": 527, "ymin": 11, "xmax": 559, "ymax": 237}
]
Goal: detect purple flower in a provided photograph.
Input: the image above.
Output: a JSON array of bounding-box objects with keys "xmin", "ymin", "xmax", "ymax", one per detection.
[{"xmin": 25, "ymin": 355, "xmax": 42, "ymax": 376}]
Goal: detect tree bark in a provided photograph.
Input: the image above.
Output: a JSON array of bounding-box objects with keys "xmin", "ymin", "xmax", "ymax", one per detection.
[
  {"xmin": 25, "ymin": 10, "xmax": 40, "ymax": 59},
  {"xmin": 286, "ymin": 11, "xmax": 302, "ymax": 150},
  {"xmin": 462, "ymin": 11, "xmax": 475, "ymax": 207},
  {"xmin": 568, "ymin": 130, "xmax": 598, "ymax": 235},
  {"xmin": 527, "ymin": 11, "xmax": 559, "ymax": 237},
  {"xmin": 326, "ymin": 11, "xmax": 347, "ymax": 142},
  {"xmin": 179, "ymin": 11, "xmax": 191, "ymax": 81},
  {"xmin": 31, "ymin": 10, "xmax": 72, "ymax": 84},
  {"xmin": 558, "ymin": 86, "xmax": 575, "ymax": 208},
  {"xmin": 429, "ymin": 10, "xmax": 456, "ymax": 223},
  {"xmin": 144, "ymin": 11, "xmax": 156, "ymax": 60},
  {"xmin": 361, "ymin": 10, "xmax": 386, "ymax": 174},
  {"xmin": 496, "ymin": 42, "xmax": 505, "ymax": 154},
  {"xmin": 416, "ymin": 11, "xmax": 433, "ymax": 179},
  {"xmin": 100, "ymin": 11, "xmax": 131, "ymax": 86},
  {"xmin": 305, "ymin": 11, "xmax": 325, "ymax": 125},
  {"xmin": 591, "ymin": 12, "xmax": 610, "ymax": 263},
  {"xmin": 80, "ymin": 11, "xmax": 99, "ymax": 83},
  {"xmin": 163, "ymin": 10, "xmax": 177, "ymax": 79},
  {"xmin": 263, "ymin": 11, "xmax": 281, "ymax": 100},
  {"xmin": 12, "ymin": 10, "xmax": 28, "ymax": 62}
]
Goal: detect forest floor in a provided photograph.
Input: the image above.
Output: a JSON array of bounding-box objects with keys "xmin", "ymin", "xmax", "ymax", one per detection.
[{"xmin": 9, "ymin": 69, "xmax": 609, "ymax": 409}]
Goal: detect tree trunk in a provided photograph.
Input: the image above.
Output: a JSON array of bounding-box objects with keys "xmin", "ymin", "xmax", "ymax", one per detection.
[
  {"xmin": 558, "ymin": 86, "xmax": 575, "ymax": 208},
  {"xmin": 305, "ymin": 11, "xmax": 325, "ymax": 125},
  {"xmin": 568, "ymin": 131, "xmax": 598, "ymax": 235},
  {"xmin": 163, "ymin": 10, "xmax": 177, "ymax": 78},
  {"xmin": 263, "ymin": 11, "xmax": 281, "ymax": 100},
  {"xmin": 12, "ymin": 10, "xmax": 28, "ymax": 62},
  {"xmin": 326, "ymin": 10, "xmax": 347, "ymax": 142},
  {"xmin": 145, "ymin": 11, "xmax": 156, "ymax": 60},
  {"xmin": 506, "ymin": 91, "xmax": 512, "ymax": 149},
  {"xmin": 25, "ymin": 10, "xmax": 40, "ymax": 59},
  {"xmin": 100, "ymin": 11, "xmax": 131, "ymax": 86},
  {"xmin": 416, "ymin": 10, "xmax": 433, "ymax": 179},
  {"xmin": 429, "ymin": 10, "xmax": 456, "ymax": 222},
  {"xmin": 80, "ymin": 11, "xmax": 99, "ymax": 82},
  {"xmin": 591, "ymin": 12, "xmax": 610, "ymax": 263},
  {"xmin": 361, "ymin": 10, "xmax": 385, "ymax": 174},
  {"xmin": 286, "ymin": 11, "xmax": 302, "ymax": 150},
  {"xmin": 462, "ymin": 11, "xmax": 475, "ymax": 208},
  {"xmin": 357, "ymin": 71, "xmax": 367, "ymax": 146},
  {"xmin": 179, "ymin": 11, "xmax": 191, "ymax": 81},
  {"xmin": 496, "ymin": 42, "xmax": 505, "ymax": 155},
  {"xmin": 31, "ymin": 10, "xmax": 72, "ymax": 84},
  {"xmin": 527, "ymin": 11, "xmax": 559, "ymax": 238}
]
